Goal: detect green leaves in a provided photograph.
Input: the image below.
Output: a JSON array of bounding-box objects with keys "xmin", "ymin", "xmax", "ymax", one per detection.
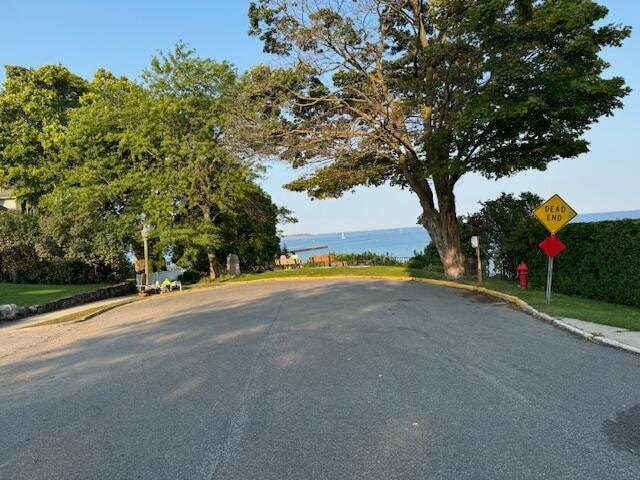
[
  {"xmin": 0, "ymin": 65, "xmax": 88, "ymax": 207},
  {"xmin": 0, "ymin": 43, "xmax": 285, "ymax": 280},
  {"xmin": 248, "ymin": 0, "xmax": 630, "ymax": 187},
  {"xmin": 247, "ymin": 0, "xmax": 633, "ymax": 276},
  {"xmin": 465, "ymin": 192, "xmax": 546, "ymax": 277},
  {"xmin": 284, "ymin": 152, "xmax": 396, "ymax": 199}
]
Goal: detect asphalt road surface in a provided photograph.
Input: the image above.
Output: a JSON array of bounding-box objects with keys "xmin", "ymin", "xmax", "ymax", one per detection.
[{"xmin": 1, "ymin": 279, "xmax": 639, "ymax": 479}]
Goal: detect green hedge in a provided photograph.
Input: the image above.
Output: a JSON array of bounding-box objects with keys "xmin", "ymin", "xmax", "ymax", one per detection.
[
  {"xmin": 525, "ymin": 220, "xmax": 640, "ymax": 307},
  {"xmin": 334, "ymin": 251, "xmax": 404, "ymax": 266}
]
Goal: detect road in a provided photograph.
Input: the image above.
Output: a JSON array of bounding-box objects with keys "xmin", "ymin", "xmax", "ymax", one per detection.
[{"xmin": 1, "ymin": 279, "xmax": 639, "ymax": 479}]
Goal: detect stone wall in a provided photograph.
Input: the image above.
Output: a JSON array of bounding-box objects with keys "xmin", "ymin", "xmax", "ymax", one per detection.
[{"xmin": 0, "ymin": 282, "xmax": 136, "ymax": 322}]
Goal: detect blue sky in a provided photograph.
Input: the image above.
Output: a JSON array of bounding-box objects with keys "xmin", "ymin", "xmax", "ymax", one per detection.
[{"xmin": 2, "ymin": 0, "xmax": 638, "ymax": 234}]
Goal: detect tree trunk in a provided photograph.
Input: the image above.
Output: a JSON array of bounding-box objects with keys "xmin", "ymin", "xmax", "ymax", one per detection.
[
  {"xmin": 419, "ymin": 177, "xmax": 466, "ymax": 280},
  {"xmin": 422, "ymin": 210, "xmax": 466, "ymax": 280},
  {"xmin": 207, "ymin": 249, "xmax": 218, "ymax": 280},
  {"xmin": 398, "ymin": 152, "xmax": 466, "ymax": 279}
]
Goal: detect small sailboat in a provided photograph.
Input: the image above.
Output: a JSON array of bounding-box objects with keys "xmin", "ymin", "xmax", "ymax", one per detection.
[{"xmin": 341, "ymin": 232, "xmax": 346, "ymax": 240}]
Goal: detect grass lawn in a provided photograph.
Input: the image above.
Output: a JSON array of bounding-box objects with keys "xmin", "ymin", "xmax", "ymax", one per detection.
[
  {"xmin": 461, "ymin": 277, "xmax": 640, "ymax": 331},
  {"xmin": 0, "ymin": 283, "xmax": 109, "ymax": 307},
  {"xmin": 217, "ymin": 266, "xmax": 640, "ymax": 331},
  {"xmin": 226, "ymin": 265, "xmax": 441, "ymax": 281}
]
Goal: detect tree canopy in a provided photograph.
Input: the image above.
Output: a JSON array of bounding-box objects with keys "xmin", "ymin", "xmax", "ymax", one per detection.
[
  {"xmin": 248, "ymin": 0, "xmax": 630, "ymax": 278},
  {"xmin": 0, "ymin": 65, "xmax": 88, "ymax": 207},
  {"xmin": 0, "ymin": 45, "xmax": 289, "ymax": 282}
]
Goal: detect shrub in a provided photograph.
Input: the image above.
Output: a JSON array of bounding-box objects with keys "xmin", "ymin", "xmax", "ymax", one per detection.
[
  {"xmin": 408, "ymin": 243, "xmax": 441, "ymax": 269},
  {"xmin": 0, "ymin": 210, "xmax": 130, "ymax": 284},
  {"xmin": 334, "ymin": 251, "xmax": 403, "ymax": 266},
  {"xmin": 525, "ymin": 219, "xmax": 640, "ymax": 307},
  {"xmin": 465, "ymin": 192, "xmax": 545, "ymax": 278},
  {"xmin": 177, "ymin": 270, "xmax": 203, "ymax": 284}
]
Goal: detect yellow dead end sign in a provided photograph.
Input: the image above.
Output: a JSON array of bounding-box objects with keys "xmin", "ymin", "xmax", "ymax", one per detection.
[{"xmin": 533, "ymin": 194, "xmax": 577, "ymax": 234}]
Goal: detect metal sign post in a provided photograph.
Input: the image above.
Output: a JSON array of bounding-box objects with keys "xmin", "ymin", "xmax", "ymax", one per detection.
[
  {"xmin": 546, "ymin": 257, "xmax": 554, "ymax": 305},
  {"xmin": 539, "ymin": 234, "xmax": 566, "ymax": 305},
  {"xmin": 471, "ymin": 236, "xmax": 481, "ymax": 283},
  {"xmin": 534, "ymin": 195, "xmax": 575, "ymax": 305}
]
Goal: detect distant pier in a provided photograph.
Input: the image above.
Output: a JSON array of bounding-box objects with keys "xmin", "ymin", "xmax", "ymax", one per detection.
[{"xmin": 291, "ymin": 245, "xmax": 329, "ymax": 253}]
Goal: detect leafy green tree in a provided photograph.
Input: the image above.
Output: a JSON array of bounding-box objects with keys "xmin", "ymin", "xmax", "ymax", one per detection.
[
  {"xmin": 0, "ymin": 47, "xmax": 289, "ymax": 282},
  {"xmin": 140, "ymin": 43, "xmax": 264, "ymax": 279},
  {"xmin": 466, "ymin": 192, "xmax": 545, "ymax": 277},
  {"xmin": 48, "ymin": 69, "xmax": 156, "ymax": 275},
  {"xmin": 42, "ymin": 50, "xmax": 273, "ymax": 280},
  {"xmin": 216, "ymin": 186, "xmax": 283, "ymax": 270},
  {"xmin": 0, "ymin": 66, "xmax": 139, "ymax": 280},
  {"xmin": 248, "ymin": 0, "xmax": 630, "ymax": 278},
  {"xmin": 0, "ymin": 65, "xmax": 88, "ymax": 207}
]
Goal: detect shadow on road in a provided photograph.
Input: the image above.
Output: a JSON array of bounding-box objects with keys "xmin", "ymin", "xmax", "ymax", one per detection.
[{"xmin": 1, "ymin": 279, "xmax": 639, "ymax": 479}]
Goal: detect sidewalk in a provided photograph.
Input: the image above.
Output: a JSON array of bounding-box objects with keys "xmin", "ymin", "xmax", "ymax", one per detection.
[
  {"xmin": 561, "ymin": 317, "xmax": 640, "ymax": 351},
  {"xmin": 0, "ymin": 295, "xmax": 138, "ymax": 359}
]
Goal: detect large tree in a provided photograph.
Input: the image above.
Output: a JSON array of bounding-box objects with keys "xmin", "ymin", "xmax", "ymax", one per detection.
[
  {"xmin": 140, "ymin": 44, "xmax": 276, "ymax": 279},
  {"xmin": 1, "ymin": 47, "xmax": 287, "ymax": 282},
  {"xmin": 248, "ymin": 0, "xmax": 630, "ymax": 278},
  {"xmin": 42, "ymin": 69, "xmax": 157, "ymax": 277},
  {"xmin": 56, "ymin": 45, "xmax": 286, "ymax": 280},
  {"xmin": 0, "ymin": 65, "xmax": 88, "ymax": 207}
]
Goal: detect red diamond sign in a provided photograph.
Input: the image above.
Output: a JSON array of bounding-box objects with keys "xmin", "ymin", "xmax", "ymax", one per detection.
[{"xmin": 539, "ymin": 235, "xmax": 566, "ymax": 258}]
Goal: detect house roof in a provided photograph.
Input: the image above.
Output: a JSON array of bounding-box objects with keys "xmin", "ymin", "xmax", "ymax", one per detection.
[{"xmin": 0, "ymin": 189, "xmax": 16, "ymax": 199}]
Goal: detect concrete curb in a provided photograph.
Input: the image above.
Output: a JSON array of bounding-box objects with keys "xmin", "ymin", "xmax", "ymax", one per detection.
[
  {"xmin": 518, "ymin": 304, "xmax": 640, "ymax": 356},
  {"xmin": 21, "ymin": 297, "xmax": 144, "ymax": 329},
  {"xmin": 225, "ymin": 274, "xmax": 640, "ymax": 356},
  {"xmin": 75, "ymin": 298, "xmax": 143, "ymax": 323},
  {"xmin": 414, "ymin": 278, "xmax": 640, "ymax": 356}
]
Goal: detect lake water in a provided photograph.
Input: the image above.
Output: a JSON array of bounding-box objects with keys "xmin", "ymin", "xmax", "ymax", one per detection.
[{"xmin": 281, "ymin": 209, "xmax": 640, "ymax": 262}]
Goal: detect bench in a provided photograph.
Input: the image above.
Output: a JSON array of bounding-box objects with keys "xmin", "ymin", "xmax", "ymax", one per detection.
[
  {"xmin": 275, "ymin": 255, "xmax": 302, "ymax": 269},
  {"xmin": 309, "ymin": 254, "xmax": 337, "ymax": 267},
  {"xmin": 354, "ymin": 259, "xmax": 373, "ymax": 266}
]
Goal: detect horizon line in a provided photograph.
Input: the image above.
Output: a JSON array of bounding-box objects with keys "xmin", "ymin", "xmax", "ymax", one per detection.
[{"xmin": 281, "ymin": 208, "xmax": 640, "ymax": 237}]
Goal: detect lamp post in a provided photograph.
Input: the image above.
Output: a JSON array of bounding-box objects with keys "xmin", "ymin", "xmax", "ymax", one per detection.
[
  {"xmin": 141, "ymin": 224, "xmax": 150, "ymax": 290},
  {"xmin": 471, "ymin": 236, "xmax": 482, "ymax": 283}
]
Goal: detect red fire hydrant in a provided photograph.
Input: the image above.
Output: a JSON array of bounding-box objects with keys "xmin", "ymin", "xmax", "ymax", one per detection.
[{"xmin": 517, "ymin": 261, "xmax": 529, "ymax": 289}]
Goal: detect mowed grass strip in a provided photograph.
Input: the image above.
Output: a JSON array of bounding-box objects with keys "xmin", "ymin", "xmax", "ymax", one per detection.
[
  {"xmin": 221, "ymin": 266, "xmax": 640, "ymax": 331},
  {"xmin": 461, "ymin": 277, "xmax": 640, "ymax": 331},
  {"xmin": 0, "ymin": 283, "xmax": 108, "ymax": 307},
  {"xmin": 226, "ymin": 265, "xmax": 442, "ymax": 281},
  {"xmin": 22, "ymin": 298, "xmax": 141, "ymax": 328}
]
